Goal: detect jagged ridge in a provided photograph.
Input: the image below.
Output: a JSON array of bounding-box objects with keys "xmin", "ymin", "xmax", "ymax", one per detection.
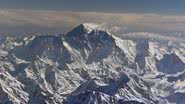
[{"xmin": 0, "ymin": 23, "xmax": 185, "ymax": 104}]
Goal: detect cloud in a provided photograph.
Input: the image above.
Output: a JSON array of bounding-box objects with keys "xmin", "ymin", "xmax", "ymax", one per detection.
[{"xmin": 0, "ymin": 9, "xmax": 185, "ymax": 35}]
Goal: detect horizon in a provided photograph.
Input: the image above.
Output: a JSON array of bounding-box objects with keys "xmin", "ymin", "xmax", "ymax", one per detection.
[{"xmin": 0, "ymin": 1, "xmax": 185, "ymax": 35}]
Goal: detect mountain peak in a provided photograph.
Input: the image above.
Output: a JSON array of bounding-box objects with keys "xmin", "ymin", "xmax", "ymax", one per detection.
[
  {"xmin": 4, "ymin": 23, "xmax": 185, "ymax": 104},
  {"xmin": 66, "ymin": 23, "xmax": 99, "ymax": 37}
]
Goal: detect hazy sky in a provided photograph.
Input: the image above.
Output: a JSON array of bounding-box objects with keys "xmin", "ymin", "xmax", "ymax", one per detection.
[
  {"xmin": 0, "ymin": 1, "xmax": 185, "ymax": 35},
  {"xmin": 0, "ymin": 0, "xmax": 185, "ymax": 14}
]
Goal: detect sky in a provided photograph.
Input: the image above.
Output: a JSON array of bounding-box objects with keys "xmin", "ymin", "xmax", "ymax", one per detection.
[
  {"xmin": 0, "ymin": 0, "xmax": 185, "ymax": 14},
  {"xmin": 0, "ymin": 0, "xmax": 185, "ymax": 35}
]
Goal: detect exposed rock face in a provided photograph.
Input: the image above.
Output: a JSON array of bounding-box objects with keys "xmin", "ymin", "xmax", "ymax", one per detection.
[
  {"xmin": 156, "ymin": 53, "xmax": 185, "ymax": 74},
  {"xmin": 0, "ymin": 23, "xmax": 185, "ymax": 104}
]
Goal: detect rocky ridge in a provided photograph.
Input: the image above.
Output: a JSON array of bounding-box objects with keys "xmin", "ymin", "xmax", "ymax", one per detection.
[{"xmin": 0, "ymin": 23, "xmax": 185, "ymax": 104}]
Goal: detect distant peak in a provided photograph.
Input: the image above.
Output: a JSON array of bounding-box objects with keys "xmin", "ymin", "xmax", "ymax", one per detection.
[{"xmin": 66, "ymin": 23, "xmax": 99, "ymax": 37}]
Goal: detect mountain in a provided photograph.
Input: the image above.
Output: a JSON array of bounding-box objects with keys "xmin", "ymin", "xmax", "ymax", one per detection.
[{"xmin": 0, "ymin": 23, "xmax": 185, "ymax": 104}]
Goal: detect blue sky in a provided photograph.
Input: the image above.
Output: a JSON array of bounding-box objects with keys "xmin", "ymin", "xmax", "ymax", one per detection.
[{"xmin": 0, "ymin": 0, "xmax": 185, "ymax": 14}]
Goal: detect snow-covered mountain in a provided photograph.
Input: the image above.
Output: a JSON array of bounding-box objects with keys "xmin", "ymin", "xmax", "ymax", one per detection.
[{"xmin": 0, "ymin": 23, "xmax": 185, "ymax": 104}]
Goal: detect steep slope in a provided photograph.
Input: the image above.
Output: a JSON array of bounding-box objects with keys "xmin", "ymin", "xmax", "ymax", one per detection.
[{"xmin": 156, "ymin": 53, "xmax": 185, "ymax": 74}]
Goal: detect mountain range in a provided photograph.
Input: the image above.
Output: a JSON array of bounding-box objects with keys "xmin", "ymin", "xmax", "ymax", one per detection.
[{"xmin": 0, "ymin": 23, "xmax": 185, "ymax": 104}]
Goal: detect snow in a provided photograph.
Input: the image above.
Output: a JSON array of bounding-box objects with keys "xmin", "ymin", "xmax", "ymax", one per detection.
[
  {"xmin": 0, "ymin": 23, "xmax": 185, "ymax": 104},
  {"xmin": 82, "ymin": 23, "xmax": 99, "ymax": 31}
]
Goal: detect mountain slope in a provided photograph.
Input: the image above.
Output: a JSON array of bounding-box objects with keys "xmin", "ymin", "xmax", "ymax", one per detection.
[{"xmin": 0, "ymin": 23, "xmax": 185, "ymax": 104}]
